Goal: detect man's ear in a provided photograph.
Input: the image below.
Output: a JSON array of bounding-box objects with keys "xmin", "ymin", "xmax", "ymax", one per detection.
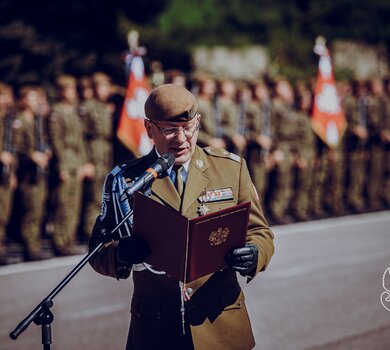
[{"xmin": 144, "ymin": 119, "xmax": 153, "ymax": 139}]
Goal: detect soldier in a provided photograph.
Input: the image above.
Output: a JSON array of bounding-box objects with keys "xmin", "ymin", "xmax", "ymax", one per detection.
[
  {"xmin": 343, "ymin": 80, "xmax": 368, "ymax": 213},
  {"xmin": 16, "ymin": 85, "xmax": 52, "ymax": 261},
  {"xmin": 150, "ymin": 61, "xmax": 165, "ymax": 88},
  {"xmin": 165, "ymin": 69, "xmax": 187, "ymax": 87},
  {"xmin": 79, "ymin": 72, "xmax": 114, "ymax": 239},
  {"xmin": 383, "ymin": 79, "xmax": 390, "ymax": 208},
  {"xmin": 196, "ymin": 76, "xmax": 226, "ymax": 149},
  {"xmin": 289, "ymin": 82, "xmax": 316, "ymax": 221},
  {"xmin": 49, "ymin": 75, "xmax": 88, "ymax": 256},
  {"xmin": 78, "ymin": 76, "xmax": 94, "ymax": 101},
  {"xmin": 89, "ymin": 84, "xmax": 274, "ymax": 349},
  {"xmin": 245, "ymin": 81, "xmax": 274, "ymax": 201},
  {"xmin": 0, "ymin": 83, "xmax": 19, "ymax": 265},
  {"xmin": 217, "ymin": 79, "xmax": 247, "ymax": 155},
  {"xmin": 366, "ymin": 78, "xmax": 387, "ymax": 210},
  {"xmin": 268, "ymin": 79, "xmax": 300, "ymax": 224}
]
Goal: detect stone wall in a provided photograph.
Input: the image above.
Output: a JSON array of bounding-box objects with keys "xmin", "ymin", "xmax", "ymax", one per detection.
[
  {"xmin": 192, "ymin": 41, "xmax": 389, "ymax": 80},
  {"xmin": 192, "ymin": 46, "xmax": 269, "ymax": 80}
]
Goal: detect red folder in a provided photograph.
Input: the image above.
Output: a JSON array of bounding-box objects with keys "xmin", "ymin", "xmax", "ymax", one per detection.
[{"xmin": 132, "ymin": 192, "xmax": 250, "ymax": 283}]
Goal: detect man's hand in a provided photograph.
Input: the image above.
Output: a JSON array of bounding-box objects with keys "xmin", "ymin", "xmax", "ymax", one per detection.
[
  {"xmin": 226, "ymin": 243, "xmax": 258, "ymax": 276},
  {"xmin": 116, "ymin": 236, "xmax": 150, "ymax": 266}
]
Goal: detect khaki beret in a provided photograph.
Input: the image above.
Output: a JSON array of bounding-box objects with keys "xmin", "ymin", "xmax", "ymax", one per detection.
[
  {"xmin": 56, "ymin": 75, "xmax": 77, "ymax": 89},
  {"xmin": 144, "ymin": 84, "xmax": 197, "ymax": 122}
]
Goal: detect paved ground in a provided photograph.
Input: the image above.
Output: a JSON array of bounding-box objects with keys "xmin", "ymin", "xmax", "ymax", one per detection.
[{"xmin": 1, "ymin": 211, "xmax": 389, "ymax": 350}]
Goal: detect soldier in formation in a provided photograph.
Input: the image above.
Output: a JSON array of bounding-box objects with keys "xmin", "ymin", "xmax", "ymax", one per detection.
[
  {"xmin": 79, "ymin": 72, "xmax": 114, "ymax": 239},
  {"xmin": 1, "ymin": 72, "xmax": 390, "ymax": 264},
  {"xmin": 0, "ymin": 83, "xmax": 18, "ymax": 265},
  {"xmin": 49, "ymin": 75, "xmax": 89, "ymax": 256},
  {"xmin": 16, "ymin": 85, "xmax": 52, "ymax": 260}
]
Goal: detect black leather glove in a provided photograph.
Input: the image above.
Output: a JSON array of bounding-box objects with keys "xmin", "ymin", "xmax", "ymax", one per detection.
[
  {"xmin": 226, "ymin": 243, "xmax": 258, "ymax": 276},
  {"xmin": 116, "ymin": 236, "xmax": 150, "ymax": 266}
]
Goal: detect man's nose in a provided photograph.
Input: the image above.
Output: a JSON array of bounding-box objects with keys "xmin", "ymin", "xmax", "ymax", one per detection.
[{"xmin": 175, "ymin": 128, "xmax": 187, "ymax": 142}]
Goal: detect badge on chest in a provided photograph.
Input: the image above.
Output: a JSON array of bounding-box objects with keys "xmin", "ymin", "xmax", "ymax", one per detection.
[{"xmin": 197, "ymin": 187, "xmax": 234, "ymax": 216}]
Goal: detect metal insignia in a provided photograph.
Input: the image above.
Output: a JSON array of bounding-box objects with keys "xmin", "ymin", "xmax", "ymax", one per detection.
[
  {"xmin": 197, "ymin": 203, "xmax": 210, "ymax": 216},
  {"xmin": 229, "ymin": 153, "xmax": 241, "ymax": 163},
  {"xmin": 196, "ymin": 159, "xmax": 204, "ymax": 168},
  {"xmin": 209, "ymin": 227, "xmax": 230, "ymax": 246}
]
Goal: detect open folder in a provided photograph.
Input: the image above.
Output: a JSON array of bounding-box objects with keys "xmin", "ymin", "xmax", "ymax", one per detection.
[{"xmin": 132, "ymin": 192, "xmax": 250, "ymax": 283}]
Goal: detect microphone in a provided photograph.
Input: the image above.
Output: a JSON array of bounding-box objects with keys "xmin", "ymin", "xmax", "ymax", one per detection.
[{"xmin": 120, "ymin": 153, "xmax": 175, "ymax": 202}]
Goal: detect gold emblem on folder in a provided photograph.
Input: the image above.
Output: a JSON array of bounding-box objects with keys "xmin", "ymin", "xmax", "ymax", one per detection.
[{"xmin": 209, "ymin": 227, "xmax": 230, "ymax": 246}]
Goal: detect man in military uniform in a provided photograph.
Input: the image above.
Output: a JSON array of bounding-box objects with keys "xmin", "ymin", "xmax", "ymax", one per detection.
[
  {"xmin": 0, "ymin": 83, "xmax": 19, "ymax": 265},
  {"xmin": 165, "ymin": 69, "xmax": 187, "ymax": 87},
  {"xmin": 343, "ymin": 80, "xmax": 368, "ymax": 213},
  {"xmin": 217, "ymin": 79, "xmax": 247, "ymax": 155},
  {"xmin": 49, "ymin": 75, "xmax": 88, "ymax": 256},
  {"xmin": 245, "ymin": 81, "xmax": 274, "ymax": 202},
  {"xmin": 78, "ymin": 76, "xmax": 94, "ymax": 101},
  {"xmin": 79, "ymin": 72, "xmax": 114, "ymax": 239},
  {"xmin": 89, "ymin": 84, "xmax": 274, "ymax": 350},
  {"xmin": 383, "ymin": 79, "xmax": 390, "ymax": 208},
  {"xmin": 366, "ymin": 79, "xmax": 387, "ymax": 210},
  {"xmin": 196, "ymin": 76, "xmax": 226, "ymax": 149},
  {"xmin": 16, "ymin": 85, "xmax": 52, "ymax": 261},
  {"xmin": 289, "ymin": 82, "xmax": 316, "ymax": 221},
  {"xmin": 268, "ymin": 79, "xmax": 300, "ymax": 224}
]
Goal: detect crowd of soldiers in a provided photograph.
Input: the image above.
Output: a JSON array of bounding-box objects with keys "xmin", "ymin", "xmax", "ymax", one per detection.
[
  {"xmin": 0, "ymin": 73, "xmax": 121, "ymax": 265},
  {"xmin": 1, "ymin": 69, "xmax": 390, "ymax": 265}
]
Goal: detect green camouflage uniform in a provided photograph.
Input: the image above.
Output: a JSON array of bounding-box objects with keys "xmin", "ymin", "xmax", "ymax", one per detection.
[
  {"xmin": 79, "ymin": 99, "xmax": 114, "ymax": 236},
  {"xmin": 245, "ymin": 100, "xmax": 273, "ymax": 200},
  {"xmin": 312, "ymin": 139, "xmax": 345, "ymax": 216},
  {"xmin": 384, "ymin": 99, "xmax": 390, "ymax": 206},
  {"xmin": 16, "ymin": 112, "xmax": 50, "ymax": 256},
  {"xmin": 269, "ymin": 99, "xmax": 300, "ymax": 221},
  {"xmin": 344, "ymin": 94, "xmax": 367, "ymax": 211},
  {"xmin": 49, "ymin": 102, "xmax": 87, "ymax": 253},
  {"xmin": 290, "ymin": 112, "xmax": 316, "ymax": 220},
  {"xmin": 218, "ymin": 98, "xmax": 239, "ymax": 152},
  {"xmin": 366, "ymin": 95, "xmax": 386, "ymax": 209},
  {"xmin": 197, "ymin": 98, "xmax": 219, "ymax": 147},
  {"xmin": 0, "ymin": 111, "xmax": 19, "ymax": 258}
]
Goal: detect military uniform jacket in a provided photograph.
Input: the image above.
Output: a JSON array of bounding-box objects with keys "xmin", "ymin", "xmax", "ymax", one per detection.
[
  {"xmin": 197, "ymin": 98, "xmax": 218, "ymax": 146},
  {"xmin": 89, "ymin": 146, "xmax": 274, "ymax": 350},
  {"xmin": 79, "ymin": 99, "xmax": 113, "ymax": 172},
  {"xmin": 16, "ymin": 112, "xmax": 50, "ymax": 184},
  {"xmin": 367, "ymin": 95, "xmax": 387, "ymax": 144},
  {"xmin": 218, "ymin": 98, "xmax": 239, "ymax": 140},
  {"xmin": 272, "ymin": 99, "xmax": 300, "ymax": 151},
  {"xmin": 49, "ymin": 102, "xmax": 87, "ymax": 174},
  {"xmin": 0, "ymin": 110, "xmax": 20, "ymax": 182}
]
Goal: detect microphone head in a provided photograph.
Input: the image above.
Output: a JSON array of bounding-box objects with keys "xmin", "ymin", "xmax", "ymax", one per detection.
[{"xmin": 156, "ymin": 153, "xmax": 175, "ymax": 176}]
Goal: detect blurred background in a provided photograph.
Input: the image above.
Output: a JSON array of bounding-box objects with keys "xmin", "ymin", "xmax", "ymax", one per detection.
[
  {"xmin": 1, "ymin": 1, "xmax": 390, "ymax": 349},
  {"xmin": 1, "ymin": 0, "xmax": 390, "ymax": 85}
]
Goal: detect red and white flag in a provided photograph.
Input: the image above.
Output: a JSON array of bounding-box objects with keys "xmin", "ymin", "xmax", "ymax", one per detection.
[
  {"xmin": 117, "ymin": 56, "xmax": 153, "ymax": 156},
  {"xmin": 311, "ymin": 37, "xmax": 347, "ymax": 148}
]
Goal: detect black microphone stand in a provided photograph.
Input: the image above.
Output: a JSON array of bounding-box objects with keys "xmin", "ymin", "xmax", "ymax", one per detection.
[{"xmin": 9, "ymin": 207, "xmax": 134, "ymax": 349}]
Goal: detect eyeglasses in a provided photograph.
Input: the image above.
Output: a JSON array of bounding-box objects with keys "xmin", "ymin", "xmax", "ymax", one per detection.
[{"xmin": 149, "ymin": 118, "xmax": 200, "ymax": 139}]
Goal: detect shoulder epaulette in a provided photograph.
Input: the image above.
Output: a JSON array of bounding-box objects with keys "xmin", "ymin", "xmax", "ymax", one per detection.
[{"xmin": 203, "ymin": 147, "xmax": 241, "ymax": 163}]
